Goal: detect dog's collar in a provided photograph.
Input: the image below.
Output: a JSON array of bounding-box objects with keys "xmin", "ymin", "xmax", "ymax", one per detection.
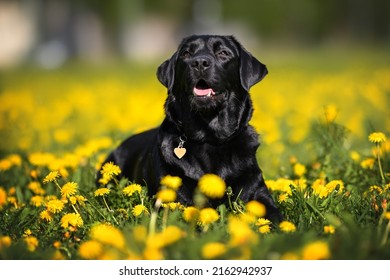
[{"xmin": 175, "ymin": 126, "xmax": 246, "ymax": 146}]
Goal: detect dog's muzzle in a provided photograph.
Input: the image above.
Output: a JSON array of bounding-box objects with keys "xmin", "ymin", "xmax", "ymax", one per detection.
[{"xmin": 193, "ymin": 79, "xmax": 216, "ymax": 97}]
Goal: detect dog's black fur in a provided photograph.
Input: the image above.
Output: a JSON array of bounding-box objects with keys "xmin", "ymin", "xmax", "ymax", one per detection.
[{"xmin": 98, "ymin": 35, "xmax": 281, "ymax": 222}]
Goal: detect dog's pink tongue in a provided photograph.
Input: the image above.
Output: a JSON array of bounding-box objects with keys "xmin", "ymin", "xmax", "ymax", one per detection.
[{"xmin": 194, "ymin": 87, "xmax": 215, "ymax": 96}]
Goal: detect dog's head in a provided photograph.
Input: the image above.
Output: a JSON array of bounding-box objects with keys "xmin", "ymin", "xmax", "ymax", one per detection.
[{"xmin": 157, "ymin": 35, "xmax": 268, "ymax": 141}]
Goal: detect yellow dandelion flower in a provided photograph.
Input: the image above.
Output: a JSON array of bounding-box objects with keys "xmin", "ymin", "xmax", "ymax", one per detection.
[
  {"xmin": 280, "ymin": 252, "xmax": 299, "ymax": 260},
  {"xmin": 326, "ymin": 180, "xmax": 344, "ymax": 194},
  {"xmin": 198, "ymin": 174, "xmax": 226, "ymax": 199},
  {"xmin": 279, "ymin": 221, "xmax": 296, "ymax": 233},
  {"xmin": 28, "ymin": 182, "xmax": 45, "ymax": 195},
  {"xmin": 8, "ymin": 154, "xmax": 21, "ymax": 166},
  {"xmin": 312, "ymin": 178, "xmax": 329, "ymax": 198},
  {"xmin": 132, "ymin": 204, "xmax": 149, "ymax": 217},
  {"xmin": 293, "ymin": 163, "xmax": 306, "ymax": 177},
  {"xmin": 133, "ymin": 225, "xmax": 148, "ymax": 243},
  {"xmin": 258, "ymin": 224, "xmax": 271, "ymax": 234},
  {"xmin": 61, "ymin": 213, "xmax": 83, "ymax": 229},
  {"xmin": 43, "ymin": 171, "xmax": 60, "ymax": 184},
  {"xmin": 8, "ymin": 187, "xmax": 16, "ymax": 195},
  {"xmin": 23, "ymin": 229, "xmax": 32, "ymax": 237},
  {"xmin": 289, "ymin": 156, "xmax": 298, "ymax": 164},
  {"xmin": 323, "ymin": 104, "xmax": 338, "ymax": 122},
  {"xmin": 161, "ymin": 226, "xmax": 185, "ymax": 246},
  {"xmin": 369, "ymin": 185, "xmax": 383, "ymax": 194},
  {"xmin": 156, "ymin": 188, "xmax": 177, "ymax": 203},
  {"xmin": 0, "ymin": 236, "xmax": 12, "ymax": 248},
  {"xmin": 0, "ymin": 187, "xmax": 7, "ymax": 208},
  {"xmin": 69, "ymin": 195, "xmax": 87, "ymax": 206},
  {"xmin": 143, "ymin": 247, "xmax": 164, "ymax": 260},
  {"xmin": 369, "ymin": 132, "xmax": 386, "ymax": 143},
  {"xmin": 58, "ymin": 168, "xmax": 69, "ymax": 178},
  {"xmin": 46, "ymin": 199, "xmax": 65, "ymax": 214},
  {"xmin": 162, "ymin": 202, "xmax": 183, "ymax": 210},
  {"xmin": 40, "ymin": 210, "xmax": 53, "ymax": 222},
  {"xmin": 69, "ymin": 196, "xmax": 77, "ymax": 205},
  {"xmin": 202, "ymin": 242, "xmax": 227, "ymax": 259},
  {"xmin": 160, "ymin": 175, "xmax": 182, "ymax": 190},
  {"xmin": 278, "ymin": 193, "xmax": 289, "ymax": 203},
  {"xmin": 29, "ymin": 152, "xmax": 56, "ymax": 167},
  {"xmin": 245, "ymin": 201, "xmax": 266, "ymax": 218},
  {"xmin": 198, "ymin": 208, "xmax": 219, "ymax": 226},
  {"xmin": 228, "ymin": 216, "xmax": 258, "ymax": 246},
  {"xmin": 24, "ymin": 236, "xmax": 39, "ymax": 252},
  {"xmin": 75, "ymin": 195, "xmax": 87, "ymax": 206},
  {"xmin": 239, "ymin": 212, "xmax": 257, "ymax": 224},
  {"xmin": 360, "ymin": 158, "xmax": 375, "ymax": 169},
  {"xmin": 294, "ymin": 178, "xmax": 308, "ymax": 192},
  {"xmin": 350, "ymin": 151, "xmax": 361, "ymax": 162},
  {"xmin": 147, "ymin": 226, "xmax": 185, "ymax": 250},
  {"xmin": 123, "ymin": 183, "xmax": 142, "ymax": 197},
  {"xmin": 183, "ymin": 206, "xmax": 200, "ymax": 223},
  {"xmin": 384, "ymin": 212, "xmax": 390, "ymax": 220},
  {"xmin": 324, "ymin": 225, "xmax": 336, "ymax": 234},
  {"xmin": 53, "ymin": 241, "xmax": 61, "ymax": 249},
  {"xmin": 98, "ymin": 176, "xmax": 110, "ymax": 185},
  {"xmin": 146, "ymin": 234, "xmax": 166, "ymax": 250},
  {"xmin": 256, "ymin": 218, "xmax": 272, "ymax": 234},
  {"xmin": 30, "ymin": 195, "xmax": 44, "ymax": 207},
  {"xmin": 90, "ymin": 223, "xmax": 125, "ymax": 249},
  {"xmin": 0, "ymin": 159, "xmax": 12, "ymax": 171},
  {"xmin": 94, "ymin": 188, "xmax": 110, "ymax": 197},
  {"xmin": 30, "ymin": 170, "xmax": 39, "ymax": 179},
  {"xmin": 61, "ymin": 182, "xmax": 78, "ymax": 197},
  {"xmin": 51, "ymin": 250, "xmax": 65, "ymax": 260},
  {"xmin": 7, "ymin": 196, "xmax": 17, "ymax": 207},
  {"xmin": 302, "ymin": 241, "xmax": 331, "ymax": 260},
  {"xmin": 100, "ymin": 162, "xmax": 121, "ymax": 180},
  {"xmin": 45, "ymin": 195, "xmax": 57, "ymax": 201},
  {"xmin": 265, "ymin": 178, "xmax": 293, "ymax": 195},
  {"xmin": 79, "ymin": 240, "xmax": 103, "ymax": 259}
]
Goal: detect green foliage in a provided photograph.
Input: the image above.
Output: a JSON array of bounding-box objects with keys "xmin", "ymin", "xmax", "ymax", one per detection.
[{"xmin": 0, "ymin": 117, "xmax": 389, "ymax": 260}]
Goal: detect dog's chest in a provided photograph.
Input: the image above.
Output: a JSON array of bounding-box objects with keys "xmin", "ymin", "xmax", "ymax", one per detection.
[{"xmin": 161, "ymin": 135, "xmax": 257, "ymax": 179}]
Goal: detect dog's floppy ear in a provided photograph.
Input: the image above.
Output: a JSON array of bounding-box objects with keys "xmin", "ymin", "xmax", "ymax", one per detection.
[
  {"xmin": 157, "ymin": 52, "xmax": 177, "ymax": 90},
  {"xmin": 238, "ymin": 44, "xmax": 268, "ymax": 91}
]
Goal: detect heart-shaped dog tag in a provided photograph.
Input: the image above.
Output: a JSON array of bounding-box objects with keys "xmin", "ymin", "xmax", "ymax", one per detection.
[{"xmin": 174, "ymin": 147, "xmax": 186, "ymax": 159}]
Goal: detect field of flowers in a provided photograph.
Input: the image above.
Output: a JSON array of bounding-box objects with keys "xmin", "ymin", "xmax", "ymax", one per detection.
[{"xmin": 0, "ymin": 47, "xmax": 389, "ymax": 259}]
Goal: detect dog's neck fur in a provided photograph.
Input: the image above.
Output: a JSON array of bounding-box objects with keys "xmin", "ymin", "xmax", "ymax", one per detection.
[{"xmin": 164, "ymin": 91, "xmax": 253, "ymax": 145}]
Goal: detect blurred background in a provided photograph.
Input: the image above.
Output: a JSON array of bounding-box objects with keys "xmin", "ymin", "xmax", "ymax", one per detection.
[
  {"xmin": 1, "ymin": 0, "xmax": 390, "ymax": 68},
  {"xmin": 1, "ymin": 0, "xmax": 389, "ymax": 176}
]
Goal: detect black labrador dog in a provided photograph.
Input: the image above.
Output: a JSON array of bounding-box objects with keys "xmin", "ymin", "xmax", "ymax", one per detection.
[{"xmin": 99, "ymin": 35, "xmax": 281, "ymax": 222}]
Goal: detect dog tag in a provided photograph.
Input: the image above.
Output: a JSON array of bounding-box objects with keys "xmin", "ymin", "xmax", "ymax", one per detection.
[
  {"xmin": 174, "ymin": 147, "xmax": 186, "ymax": 159},
  {"xmin": 174, "ymin": 135, "xmax": 187, "ymax": 159}
]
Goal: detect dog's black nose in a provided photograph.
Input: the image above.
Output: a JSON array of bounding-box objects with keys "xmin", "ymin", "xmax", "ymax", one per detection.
[{"xmin": 191, "ymin": 56, "xmax": 211, "ymax": 72}]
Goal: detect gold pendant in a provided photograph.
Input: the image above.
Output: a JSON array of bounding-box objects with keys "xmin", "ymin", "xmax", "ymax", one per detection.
[
  {"xmin": 174, "ymin": 147, "xmax": 186, "ymax": 159},
  {"xmin": 174, "ymin": 135, "xmax": 187, "ymax": 159}
]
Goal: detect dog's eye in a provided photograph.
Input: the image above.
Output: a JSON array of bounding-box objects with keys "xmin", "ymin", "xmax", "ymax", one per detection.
[
  {"xmin": 217, "ymin": 50, "xmax": 229, "ymax": 58},
  {"xmin": 181, "ymin": 51, "xmax": 192, "ymax": 59}
]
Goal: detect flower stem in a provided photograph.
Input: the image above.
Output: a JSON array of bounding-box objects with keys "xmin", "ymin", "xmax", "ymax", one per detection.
[
  {"xmin": 102, "ymin": 196, "xmax": 119, "ymax": 225},
  {"xmin": 149, "ymin": 199, "xmax": 161, "ymax": 236},
  {"xmin": 54, "ymin": 180, "xmax": 62, "ymax": 192},
  {"xmin": 71, "ymin": 203, "xmax": 79, "ymax": 215},
  {"xmin": 380, "ymin": 219, "xmax": 390, "ymax": 247},
  {"xmin": 162, "ymin": 207, "xmax": 169, "ymax": 231},
  {"xmin": 102, "ymin": 196, "xmax": 111, "ymax": 211},
  {"xmin": 376, "ymin": 143, "xmax": 386, "ymax": 184}
]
